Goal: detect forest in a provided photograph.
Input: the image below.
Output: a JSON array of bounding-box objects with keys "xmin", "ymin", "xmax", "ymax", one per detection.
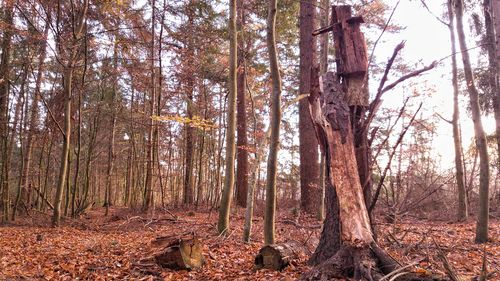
[{"xmin": 0, "ymin": 0, "xmax": 499, "ymax": 280}]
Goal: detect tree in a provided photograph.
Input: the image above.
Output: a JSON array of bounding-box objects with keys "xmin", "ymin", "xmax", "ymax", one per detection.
[
  {"xmin": 447, "ymin": 0, "xmax": 468, "ymax": 221},
  {"xmin": 454, "ymin": 0, "xmax": 490, "ymax": 243},
  {"xmin": 483, "ymin": 0, "xmax": 499, "ymax": 164},
  {"xmin": 263, "ymin": 0, "xmax": 282, "ymax": 246},
  {"xmin": 217, "ymin": 0, "xmax": 237, "ymax": 235},
  {"xmin": 236, "ymin": 0, "xmax": 248, "ymax": 208},
  {"xmin": 0, "ymin": 0, "xmax": 14, "ymax": 223},
  {"xmin": 52, "ymin": 0, "xmax": 89, "ymax": 227},
  {"xmin": 299, "ymin": 0, "xmax": 320, "ymax": 214}
]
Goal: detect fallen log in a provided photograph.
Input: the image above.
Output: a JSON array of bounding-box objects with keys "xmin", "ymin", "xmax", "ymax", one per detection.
[
  {"xmin": 255, "ymin": 243, "xmax": 300, "ymax": 270},
  {"xmin": 154, "ymin": 237, "xmax": 204, "ymax": 270}
]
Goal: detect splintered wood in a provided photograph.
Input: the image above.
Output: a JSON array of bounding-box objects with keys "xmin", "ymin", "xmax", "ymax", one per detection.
[
  {"xmin": 309, "ymin": 71, "xmax": 373, "ymax": 247},
  {"xmin": 331, "ymin": 5, "xmax": 369, "ymax": 106}
]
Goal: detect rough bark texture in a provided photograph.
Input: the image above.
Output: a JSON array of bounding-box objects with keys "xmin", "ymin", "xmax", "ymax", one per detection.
[
  {"xmin": 264, "ymin": 0, "xmax": 282, "ymax": 245},
  {"xmin": 455, "ymin": 0, "xmax": 490, "ymax": 243},
  {"xmin": 217, "ymin": 0, "xmax": 237, "ymax": 234},
  {"xmin": 0, "ymin": 0, "xmax": 13, "ymax": 223},
  {"xmin": 299, "ymin": 0, "xmax": 320, "ymax": 214},
  {"xmin": 236, "ymin": 0, "xmax": 248, "ymax": 208},
  {"xmin": 448, "ymin": 0, "xmax": 468, "ymax": 222}
]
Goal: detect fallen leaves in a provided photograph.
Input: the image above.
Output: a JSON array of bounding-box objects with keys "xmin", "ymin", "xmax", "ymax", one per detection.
[{"xmin": 0, "ymin": 209, "xmax": 498, "ymax": 280}]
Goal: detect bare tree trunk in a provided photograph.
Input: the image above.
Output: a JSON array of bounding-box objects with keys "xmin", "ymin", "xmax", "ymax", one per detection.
[
  {"xmin": 264, "ymin": 0, "xmax": 282, "ymax": 245},
  {"xmin": 52, "ymin": 0, "xmax": 89, "ymax": 227},
  {"xmin": 299, "ymin": 0, "xmax": 320, "ymax": 214},
  {"xmin": 19, "ymin": 17, "xmax": 50, "ymax": 214},
  {"xmin": 487, "ymin": 0, "xmax": 500, "ymax": 164},
  {"xmin": 317, "ymin": 0, "xmax": 330, "ymax": 222},
  {"xmin": 105, "ymin": 35, "xmax": 118, "ymax": 216},
  {"xmin": 217, "ymin": 0, "xmax": 237, "ymax": 235},
  {"xmin": 144, "ymin": 0, "xmax": 156, "ymax": 211},
  {"xmin": 447, "ymin": 0, "xmax": 468, "ymax": 222},
  {"xmin": 454, "ymin": 0, "xmax": 490, "ymax": 243},
  {"xmin": 0, "ymin": 0, "xmax": 14, "ymax": 223},
  {"xmin": 236, "ymin": 0, "xmax": 248, "ymax": 208}
]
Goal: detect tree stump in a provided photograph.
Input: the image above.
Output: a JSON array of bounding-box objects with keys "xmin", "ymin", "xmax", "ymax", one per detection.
[
  {"xmin": 154, "ymin": 237, "xmax": 204, "ymax": 270},
  {"xmin": 255, "ymin": 243, "xmax": 299, "ymax": 271}
]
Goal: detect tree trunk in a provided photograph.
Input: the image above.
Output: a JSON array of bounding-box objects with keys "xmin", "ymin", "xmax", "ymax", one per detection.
[
  {"xmin": 105, "ymin": 35, "xmax": 118, "ymax": 216},
  {"xmin": 264, "ymin": 0, "xmax": 282, "ymax": 246},
  {"xmin": 18, "ymin": 18, "xmax": 50, "ymax": 214},
  {"xmin": 299, "ymin": 0, "xmax": 320, "ymax": 214},
  {"xmin": 0, "ymin": 0, "xmax": 13, "ymax": 223},
  {"xmin": 448, "ymin": 0, "xmax": 468, "ymax": 222},
  {"xmin": 455, "ymin": 0, "xmax": 490, "ymax": 243},
  {"xmin": 52, "ymin": 0, "xmax": 89, "ymax": 227},
  {"xmin": 316, "ymin": 0, "xmax": 330, "ymax": 222},
  {"xmin": 143, "ymin": 0, "xmax": 156, "ymax": 212},
  {"xmin": 217, "ymin": 0, "xmax": 237, "ymax": 235},
  {"xmin": 236, "ymin": 0, "xmax": 248, "ymax": 208},
  {"xmin": 488, "ymin": 0, "xmax": 500, "ymax": 164}
]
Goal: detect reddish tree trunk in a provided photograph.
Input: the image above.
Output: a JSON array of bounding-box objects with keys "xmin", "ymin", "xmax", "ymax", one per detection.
[{"xmin": 299, "ymin": 0, "xmax": 320, "ymax": 214}]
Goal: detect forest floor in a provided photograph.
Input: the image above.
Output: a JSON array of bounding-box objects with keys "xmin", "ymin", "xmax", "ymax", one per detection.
[{"xmin": 0, "ymin": 207, "xmax": 499, "ymax": 281}]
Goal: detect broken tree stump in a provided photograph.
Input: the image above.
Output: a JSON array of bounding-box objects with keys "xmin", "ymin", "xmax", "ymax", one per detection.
[
  {"xmin": 154, "ymin": 237, "xmax": 204, "ymax": 270},
  {"xmin": 255, "ymin": 243, "xmax": 300, "ymax": 271}
]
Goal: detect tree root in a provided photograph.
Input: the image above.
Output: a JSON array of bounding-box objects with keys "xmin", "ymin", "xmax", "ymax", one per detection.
[{"xmin": 301, "ymin": 244, "xmax": 450, "ymax": 281}]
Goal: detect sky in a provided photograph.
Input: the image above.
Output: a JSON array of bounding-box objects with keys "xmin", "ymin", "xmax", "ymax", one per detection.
[{"xmin": 369, "ymin": 0, "xmax": 496, "ymax": 169}]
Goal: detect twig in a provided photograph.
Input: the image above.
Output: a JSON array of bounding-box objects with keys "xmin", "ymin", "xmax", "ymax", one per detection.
[
  {"xmin": 433, "ymin": 237, "xmax": 462, "ymax": 281},
  {"xmin": 379, "ymin": 261, "xmax": 419, "ymax": 281}
]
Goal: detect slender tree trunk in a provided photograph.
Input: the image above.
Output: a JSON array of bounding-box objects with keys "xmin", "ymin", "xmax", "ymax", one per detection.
[
  {"xmin": 52, "ymin": 0, "xmax": 89, "ymax": 227},
  {"xmin": 448, "ymin": 0, "xmax": 468, "ymax": 221},
  {"xmin": 217, "ymin": 0, "xmax": 237, "ymax": 235},
  {"xmin": 53, "ymin": 67, "xmax": 73, "ymax": 227},
  {"xmin": 454, "ymin": 0, "xmax": 490, "ymax": 243},
  {"xmin": 236, "ymin": 0, "xmax": 248, "ymax": 208},
  {"xmin": 183, "ymin": 87, "xmax": 195, "ymax": 205},
  {"xmin": 299, "ymin": 0, "xmax": 320, "ymax": 214},
  {"xmin": 19, "ymin": 19, "xmax": 50, "ymax": 213},
  {"xmin": 144, "ymin": 0, "xmax": 156, "ymax": 211},
  {"xmin": 264, "ymin": 0, "xmax": 282, "ymax": 246},
  {"xmin": 105, "ymin": 35, "xmax": 118, "ymax": 216},
  {"xmin": 243, "ymin": 88, "xmax": 259, "ymax": 242}
]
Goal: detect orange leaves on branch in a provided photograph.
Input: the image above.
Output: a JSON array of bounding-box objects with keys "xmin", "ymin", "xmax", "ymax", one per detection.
[{"xmin": 153, "ymin": 115, "xmax": 218, "ymax": 130}]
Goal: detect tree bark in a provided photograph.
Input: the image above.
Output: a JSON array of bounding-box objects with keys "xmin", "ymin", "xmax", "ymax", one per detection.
[
  {"xmin": 454, "ymin": 0, "xmax": 490, "ymax": 243},
  {"xmin": 217, "ymin": 0, "xmax": 237, "ymax": 235},
  {"xmin": 487, "ymin": 0, "xmax": 500, "ymax": 165},
  {"xmin": 0, "ymin": 0, "xmax": 14, "ymax": 223},
  {"xmin": 264, "ymin": 0, "xmax": 282, "ymax": 246},
  {"xmin": 448, "ymin": 0, "xmax": 468, "ymax": 222},
  {"xmin": 236, "ymin": 0, "xmax": 248, "ymax": 208},
  {"xmin": 299, "ymin": 0, "xmax": 320, "ymax": 214},
  {"xmin": 143, "ymin": 0, "xmax": 156, "ymax": 211}
]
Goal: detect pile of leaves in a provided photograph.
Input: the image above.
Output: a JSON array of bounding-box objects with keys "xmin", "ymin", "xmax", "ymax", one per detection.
[{"xmin": 0, "ymin": 208, "xmax": 498, "ymax": 280}]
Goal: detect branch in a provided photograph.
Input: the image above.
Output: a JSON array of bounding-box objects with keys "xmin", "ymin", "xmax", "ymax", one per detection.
[
  {"xmin": 39, "ymin": 94, "xmax": 66, "ymax": 138},
  {"xmin": 435, "ymin": 112, "xmax": 452, "ymax": 124},
  {"xmin": 380, "ymin": 61, "xmax": 437, "ymax": 95},
  {"xmin": 368, "ymin": 102, "xmax": 422, "ymax": 213}
]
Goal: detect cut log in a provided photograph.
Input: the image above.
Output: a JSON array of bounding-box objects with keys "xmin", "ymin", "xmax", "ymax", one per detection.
[
  {"xmin": 255, "ymin": 243, "xmax": 300, "ymax": 271},
  {"xmin": 154, "ymin": 237, "xmax": 204, "ymax": 270}
]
